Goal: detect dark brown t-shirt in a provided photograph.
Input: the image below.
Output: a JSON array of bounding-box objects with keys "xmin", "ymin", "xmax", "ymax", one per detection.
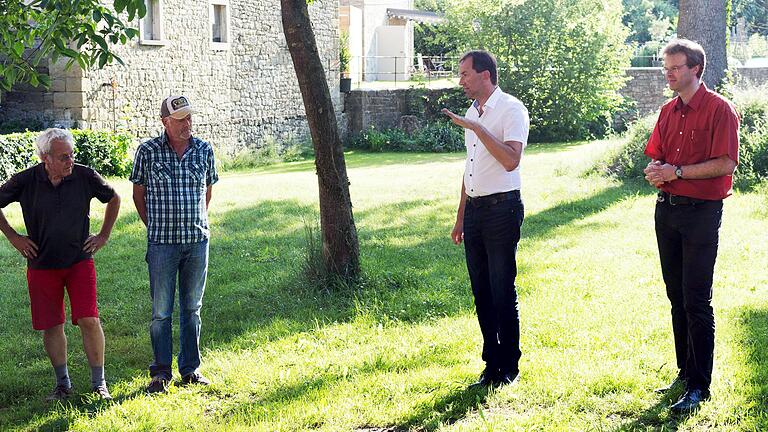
[{"xmin": 0, "ymin": 164, "xmax": 116, "ymax": 269}]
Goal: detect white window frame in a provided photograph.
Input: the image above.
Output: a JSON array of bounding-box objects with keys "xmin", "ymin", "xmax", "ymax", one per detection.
[
  {"xmin": 139, "ymin": 0, "xmax": 167, "ymax": 46},
  {"xmin": 209, "ymin": 0, "xmax": 231, "ymax": 50}
]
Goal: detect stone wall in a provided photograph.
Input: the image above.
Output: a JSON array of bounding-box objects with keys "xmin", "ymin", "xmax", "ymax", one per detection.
[
  {"xmin": 344, "ymin": 89, "xmax": 408, "ymax": 135},
  {"xmin": 620, "ymin": 66, "xmax": 768, "ymax": 117},
  {"xmin": 344, "ymin": 66, "xmax": 768, "ymax": 139},
  {"xmin": 0, "ymin": 0, "xmax": 340, "ymax": 154}
]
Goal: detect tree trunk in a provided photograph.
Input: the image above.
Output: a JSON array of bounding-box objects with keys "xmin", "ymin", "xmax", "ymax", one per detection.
[
  {"xmin": 677, "ymin": 0, "xmax": 729, "ymax": 89},
  {"xmin": 280, "ymin": 0, "xmax": 360, "ymax": 279}
]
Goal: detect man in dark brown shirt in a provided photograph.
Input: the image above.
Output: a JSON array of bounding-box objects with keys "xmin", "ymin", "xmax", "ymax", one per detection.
[{"xmin": 0, "ymin": 128, "xmax": 120, "ymax": 401}]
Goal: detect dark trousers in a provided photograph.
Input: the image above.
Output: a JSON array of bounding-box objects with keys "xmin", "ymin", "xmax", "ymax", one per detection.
[
  {"xmin": 463, "ymin": 192, "xmax": 524, "ymax": 373},
  {"xmin": 655, "ymin": 198, "xmax": 723, "ymax": 391}
]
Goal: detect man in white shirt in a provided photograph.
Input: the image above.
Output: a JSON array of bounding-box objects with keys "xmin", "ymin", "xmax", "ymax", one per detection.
[{"xmin": 443, "ymin": 50, "xmax": 529, "ymax": 387}]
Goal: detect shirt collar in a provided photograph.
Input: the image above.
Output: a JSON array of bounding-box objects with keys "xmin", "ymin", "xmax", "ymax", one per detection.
[
  {"xmin": 473, "ymin": 86, "xmax": 502, "ymax": 112},
  {"xmin": 674, "ymin": 83, "xmax": 707, "ymax": 112},
  {"xmin": 162, "ymin": 133, "xmax": 198, "ymax": 152}
]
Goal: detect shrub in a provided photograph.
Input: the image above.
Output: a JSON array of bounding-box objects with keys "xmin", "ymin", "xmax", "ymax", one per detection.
[
  {"xmin": 217, "ymin": 136, "xmax": 314, "ymax": 170},
  {"xmin": 445, "ymin": 0, "xmax": 631, "ymax": 142},
  {"xmin": 70, "ymin": 130, "xmax": 133, "ymax": 177},
  {"xmin": 596, "ymin": 85, "xmax": 768, "ymax": 190},
  {"xmin": 590, "ymin": 114, "xmax": 655, "ymax": 180},
  {"xmin": 0, "ymin": 129, "xmax": 133, "ymax": 181},
  {"xmin": 348, "ymin": 122, "xmax": 463, "ymax": 153},
  {"xmin": 0, "ymin": 132, "xmax": 37, "ymax": 182}
]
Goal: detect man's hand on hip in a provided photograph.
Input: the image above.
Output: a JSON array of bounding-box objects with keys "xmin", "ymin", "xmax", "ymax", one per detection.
[
  {"xmin": 84, "ymin": 233, "xmax": 109, "ymax": 254},
  {"xmin": 10, "ymin": 233, "xmax": 38, "ymax": 259}
]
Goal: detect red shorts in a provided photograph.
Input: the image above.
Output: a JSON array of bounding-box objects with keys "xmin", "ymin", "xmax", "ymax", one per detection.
[{"xmin": 26, "ymin": 259, "xmax": 99, "ymax": 330}]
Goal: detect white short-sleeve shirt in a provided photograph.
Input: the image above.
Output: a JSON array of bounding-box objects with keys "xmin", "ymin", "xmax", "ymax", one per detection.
[{"xmin": 463, "ymin": 86, "xmax": 529, "ymax": 197}]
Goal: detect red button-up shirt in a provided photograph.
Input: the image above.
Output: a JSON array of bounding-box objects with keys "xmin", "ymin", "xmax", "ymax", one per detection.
[{"xmin": 644, "ymin": 84, "xmax": 740, "ymax": 200}]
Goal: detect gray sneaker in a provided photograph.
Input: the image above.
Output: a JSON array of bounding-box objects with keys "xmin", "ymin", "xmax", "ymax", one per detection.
[
  {"xmin": 45, "ymin": 384, "xmax": 73, "ymax": 402},
  {"xmin": 92, "ymin": 383, "xmax": 113, "ymax": 400}
]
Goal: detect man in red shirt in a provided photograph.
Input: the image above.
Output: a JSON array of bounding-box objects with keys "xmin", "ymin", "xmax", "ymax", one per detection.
[{"xmin": 644, "ymin": 38, "xmax": 739, "ymax": 414}]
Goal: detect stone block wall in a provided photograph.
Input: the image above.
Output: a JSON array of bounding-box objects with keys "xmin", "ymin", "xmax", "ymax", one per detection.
[
  {"xmin": 344, "ymin": 89, "xmax": 407, "ymax": 135},
  {"xmin": 620, "ymin": 66, "xmax": 768, "ymax": 117},
  {"xmin": 0, "ymin": 0, "xmax": 340, "ymax": 154},
  {"xmin": 344, "ymin": 66, "xmax": 768, "ymax": 140}
]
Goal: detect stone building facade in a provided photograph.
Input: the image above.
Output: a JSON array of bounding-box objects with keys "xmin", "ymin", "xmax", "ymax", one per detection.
[{"xmin": 0, "ymin": 0, "xmax": 341, "ymax": 154}]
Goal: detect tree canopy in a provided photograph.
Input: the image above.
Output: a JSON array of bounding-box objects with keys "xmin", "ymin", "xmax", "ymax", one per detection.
[{"xmin": 0, "ymin": 0, "xmax": 145, "ymax": 91}]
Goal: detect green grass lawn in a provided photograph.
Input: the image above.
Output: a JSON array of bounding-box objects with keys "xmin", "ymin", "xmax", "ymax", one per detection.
[{"xmin": 0, "ymin": 140, "xmax": 767, "ymax": 431}]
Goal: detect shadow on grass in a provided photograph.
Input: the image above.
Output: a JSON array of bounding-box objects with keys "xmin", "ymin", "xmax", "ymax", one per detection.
[
  {"xmin": 0, "ymin": 168, "xmax": 652, "ymax": 430},
  {"xmin": 238, "ymin": 151, "xmax": 465, "ymax": 175},
  {"xmin": 614, "ymin": 305, "xmax": 768, "ymax": 431}
]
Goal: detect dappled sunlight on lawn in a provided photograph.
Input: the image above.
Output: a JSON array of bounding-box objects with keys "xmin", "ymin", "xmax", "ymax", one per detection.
[{"xmin": 1, "ymin": 142, "xmax": 767, "ymax": 431}]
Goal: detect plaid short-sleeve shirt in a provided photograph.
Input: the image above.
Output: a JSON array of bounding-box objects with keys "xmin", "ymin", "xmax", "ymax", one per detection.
[{"xmin": 130, "ymin": 134, "xmax": 218, "ymax": 244}]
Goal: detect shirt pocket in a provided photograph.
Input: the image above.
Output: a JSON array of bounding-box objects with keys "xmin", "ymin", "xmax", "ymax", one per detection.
[
  {"xmin": 151, "ymin": 162, "xmax": 172, "ymax": 184},
  {"xmin": 686, "ymin": 129, "xmax": 711, "ymax": 163},
  {"xmin": 185, "ymin": 162, "xmax": 207, "ymax": 189}
]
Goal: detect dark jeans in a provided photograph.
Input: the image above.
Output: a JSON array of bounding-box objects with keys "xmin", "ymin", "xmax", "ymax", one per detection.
[
  {"xmin": 655, "ymin": 198, "xmax": 723, "ymax": 391},
  {"xmin": 463, "ymin": 192, "xmax": 524, "ymax": 373}
]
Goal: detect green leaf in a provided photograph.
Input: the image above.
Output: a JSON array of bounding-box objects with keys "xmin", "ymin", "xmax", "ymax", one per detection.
[
  {"xmin": 93, "ymin": 9, "xmax": 102, "ymax": 22},
  {"xmin": 99, "ymin": 51, "xmax": 108, "ymax": 68},
  {"xmin": 138, "ymin": 1, "xmax": 147, "ymax": 19},
  {"xmin": 127, "ymin": 3, "xmax": 136, "ymax": 22},
  {"xmin": 93, "ymin": 34, "xmax": 108, "ymax": 51},
  {"xmin": 38, "ymin": 74, "xmax": 51, "ymax": 88},
  {"xmin": 62, "ymin": 48, "xmax": 79, "ymax": 58},
  {"xmin": 113, "ymin": 0, "xmax": 128, "ymax": 13},
  {"xmin": 124, "ymin": 27, "xmax": 139, "ymax": 38},
  {"xmin": 12, "ymin": 42, "xmax": 24, "ymax": 57},
  {"xmin": 30, "ymin": 73, "xmax": 39, "ymax": 87},
  {"xmin": 6, "ymin": 66, "xmax": 17, "ymax": 86}
]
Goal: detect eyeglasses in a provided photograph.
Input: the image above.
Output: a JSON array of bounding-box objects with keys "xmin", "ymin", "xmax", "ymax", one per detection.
[
  {"xmin": 50, "ymin": 152, "xmax": 75, "ymax": 162},
  {"xmin": 661, "ymin": 64, "xmax": 690, "ymax": 75}
]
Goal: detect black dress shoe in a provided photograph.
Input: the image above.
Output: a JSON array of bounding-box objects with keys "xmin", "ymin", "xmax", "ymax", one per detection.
[
  {"xmin": 670, "ymin": 388, "xmax": 710, "ymax": 414},
  {"xmin": 494, "ymin": 370, "xmax": 519, "ymax": 386},
  {"xmin": 654, "ymin": 375, "xmax": 687, "ymax": 394},
  {"xmin": 471, "ymin": 367, "xmax": 499, "ymax": 387}
]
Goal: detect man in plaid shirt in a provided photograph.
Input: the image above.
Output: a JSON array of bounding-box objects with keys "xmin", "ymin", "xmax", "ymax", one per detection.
[{"xmin": 131, "ymin": 95, "xmax": 219, "ymax": 394}]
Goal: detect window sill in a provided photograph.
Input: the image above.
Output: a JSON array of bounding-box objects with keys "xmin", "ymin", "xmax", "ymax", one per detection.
[
  {"xmin": 139, "ymin": 39, "xmax": 169, "ymax": 46},
  {"xmin": 210, "ymin": 42, "xmax": 230, "ymax": 51}
]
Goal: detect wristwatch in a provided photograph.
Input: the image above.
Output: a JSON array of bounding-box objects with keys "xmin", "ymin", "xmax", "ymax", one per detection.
[{"xmin": 675, "ymin": 165, "xmax": 683, "ymax": 179}]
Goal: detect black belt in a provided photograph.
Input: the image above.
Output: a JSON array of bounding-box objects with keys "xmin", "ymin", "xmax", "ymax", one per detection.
[
  {"xmin": 466, "ymin": 190, "xmax": 520, "ymax": 207},
  {"xmin": 657, "ymin": 191, "xmax": 710, "ymax": 206}
]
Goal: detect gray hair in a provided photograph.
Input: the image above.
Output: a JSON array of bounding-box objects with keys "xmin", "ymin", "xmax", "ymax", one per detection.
[{"xmin": 36, "ymin": 128, "xmax": 75, "ymax": 159}]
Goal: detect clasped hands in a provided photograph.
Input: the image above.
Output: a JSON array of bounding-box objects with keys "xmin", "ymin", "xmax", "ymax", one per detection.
[{"xmin": 643, "ymin": 161, "xmax": 676, "ymax": 188}]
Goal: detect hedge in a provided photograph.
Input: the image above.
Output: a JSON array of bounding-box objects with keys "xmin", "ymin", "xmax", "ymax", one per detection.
[
  {"xmin": 0, "ymin": 130, "xmax": 133, "ymax": 182},
  {"xmin": 595, "ymin": 87, "xmax": 768, "ymax": 190}
]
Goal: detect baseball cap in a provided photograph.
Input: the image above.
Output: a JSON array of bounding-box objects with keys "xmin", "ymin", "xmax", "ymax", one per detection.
[{"xmin": 160, "ymin": 95, "xmax": 194, "ymax": 119}]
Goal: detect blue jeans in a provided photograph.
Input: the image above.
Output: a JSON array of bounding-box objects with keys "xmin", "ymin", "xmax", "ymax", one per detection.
[
  {"xmin": 146, "ymin": 239, "xmax": 209, "ymax": 379},
  {"xmin": 463, "ymin": 192, "xmax": 524, "ymax": 374}
]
